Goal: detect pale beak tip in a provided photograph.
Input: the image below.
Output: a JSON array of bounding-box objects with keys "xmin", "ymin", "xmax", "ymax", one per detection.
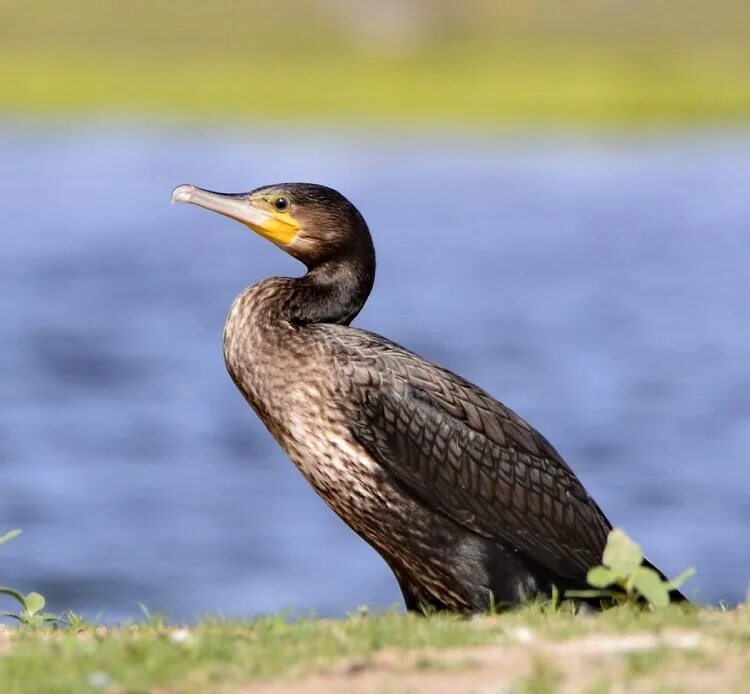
[{"xmin": 171, "ymin": 184, "xmax": 195, "ymax": 205}]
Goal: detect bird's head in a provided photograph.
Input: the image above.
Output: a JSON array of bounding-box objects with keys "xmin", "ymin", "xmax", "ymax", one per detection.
[{"xmin": 171, "ymin": 182, "xmax": 372, "ymax": 269}]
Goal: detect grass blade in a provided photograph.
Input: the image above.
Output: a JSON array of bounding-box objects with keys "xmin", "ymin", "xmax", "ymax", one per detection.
[
  {"xmin": 0, "ymin": 529, "xmax": 22, "ymax": 546},
  {"xmin": 666, "ymin": 567, "xmax": 696, "ymax": 591},
  {"xmin": 0, "ymin": 587, "xmax": 27, "ymax": 608}
]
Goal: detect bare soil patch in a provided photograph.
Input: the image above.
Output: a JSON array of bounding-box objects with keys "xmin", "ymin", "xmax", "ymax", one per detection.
[{"xmin": 242, "ymin": 630, "xmax": 740, "ymax": 693}]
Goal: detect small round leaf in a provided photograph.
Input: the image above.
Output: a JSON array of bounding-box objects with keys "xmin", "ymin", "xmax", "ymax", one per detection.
[
  {"xmin": 632, "ymin": 567, "xmax": 670, "ymax": 608},
  {"xmin": 24, "ymin": 592, "xmax": 46, "ymax": 616},
  {"xmin": 602, "ymin": 529, "xmax": 644, "ymax": 575},
  {"xmin": 587, "ymin": 565, "xmax": 618, "ymax": 588}
]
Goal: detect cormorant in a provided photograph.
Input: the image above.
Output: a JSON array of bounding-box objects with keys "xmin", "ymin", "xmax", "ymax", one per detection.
[{"xmin": 172, "ymin": 181, "xmax": 684, "ymax": 612}]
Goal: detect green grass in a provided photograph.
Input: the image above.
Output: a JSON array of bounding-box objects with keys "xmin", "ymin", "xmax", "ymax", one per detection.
[
  {"xmin": 1, "ymin": 0, "xmax": 749, "ymax": 127},
  {"xmin": 2, "ymin": 45, "xmax": 749, "ymax": 128},
  {"xmin": 0, "ymin": 605, "xmax": 747, "ymax": 693}
]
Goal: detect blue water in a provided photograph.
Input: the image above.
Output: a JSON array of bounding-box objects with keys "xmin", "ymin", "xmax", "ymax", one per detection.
[{"xmin": 1, "ymin": 123, "xmax": 749, "ymax": 622}]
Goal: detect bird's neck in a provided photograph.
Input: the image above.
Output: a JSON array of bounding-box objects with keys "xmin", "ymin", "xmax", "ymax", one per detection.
[{"xmin": 285, "ymin": 254, "xmax": 375, "ymax": 326}]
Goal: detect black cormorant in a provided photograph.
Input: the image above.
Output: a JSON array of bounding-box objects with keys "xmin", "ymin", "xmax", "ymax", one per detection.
[{"xmin": 172, "ymin": 181, "xmax": 684, "ymax": 612}]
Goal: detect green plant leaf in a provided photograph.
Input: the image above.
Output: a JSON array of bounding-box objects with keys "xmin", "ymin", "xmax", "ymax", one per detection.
[
  {"xmin": 587, "ymin": 565, "xmax": 618, "ymax": 588},
  {"xmin": 550, "ymin": 584, "xmax": 560, "ymax": 609},
  {"xmin": 23, "ymin": 592, "xmax": 45, "ymax": 616},
  {"xmin": 64, "ymin": 610, "xmax": 88, "ymax": 629},
  {"xmin": 602, "ymin": 529, "xmax": 644, "ymax": 574},
  {"xmin": 0, "ymin": 529, "xmax": 22, "ymax": 546},
  {"xmin": 0, "ymin": 587, "xmax": 27, "ymax": 608},
  {"xmin": 665, "ymin": 567, "xmax": 696, "ymax": 591},
  {"xmin": 23, "ymin": 614, "xmax": 45, "ymax": 628},
  {"xmin": 137, "ymin": 602, "xmax": 152, "ymax": 620},
  {"xmin": 632, "ymin": 567, "xmax": 670, "ymax": 608},
  {"xmin": 564, "ymin": 588, "xmax": 616, "ymax": 599}
]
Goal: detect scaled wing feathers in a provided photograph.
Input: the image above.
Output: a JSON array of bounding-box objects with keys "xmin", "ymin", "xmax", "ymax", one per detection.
[{"xmin": 333, "ymin": 329, "xmax": 612, "ymax": 580}]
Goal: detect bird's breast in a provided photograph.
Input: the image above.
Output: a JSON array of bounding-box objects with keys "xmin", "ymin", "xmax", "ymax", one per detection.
[
  {"xmin": 273, "ymin": 379, "xmax": 388, "ymax": 524},
  {"xmin": 223, "ymin": 298, "xmax": 385, "ymax": 520},
  {"xmin": 278, "ymin": 384, "xmax": 380, "ymax": 496}
]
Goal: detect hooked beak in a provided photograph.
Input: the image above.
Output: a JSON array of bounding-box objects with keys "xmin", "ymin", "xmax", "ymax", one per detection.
[{"xmin": 171, "ymin": 184, "xmax": 301, "ymax": 247}]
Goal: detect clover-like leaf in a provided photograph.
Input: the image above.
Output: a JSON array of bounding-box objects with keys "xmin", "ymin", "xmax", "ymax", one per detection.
[
  {"xmin": 632, "ymin": 567, "xmax": 670, "ymax": 608},
  {"xmin": 665, "ymin": 567, "xmax": 696, "ymax": 591},
  {"xmin": 0, "ymin": 529, "xmax": 22, "ymax": 546},
  {"xmin": 602, "ymin": 529, "xmax": 644, "ymax": 575},
  {"xmin": 587, "ymin": 565, "xmax": 618, "ymax": 588},
  {"xmin": 24, "ymin": 592, "xmax": 46, "ymax": 616}
]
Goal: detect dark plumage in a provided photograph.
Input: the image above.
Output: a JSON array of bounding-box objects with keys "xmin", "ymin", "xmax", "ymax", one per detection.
[{"xmin": 172, "ymin": 181, "xmax": 685, "ymax": 612}]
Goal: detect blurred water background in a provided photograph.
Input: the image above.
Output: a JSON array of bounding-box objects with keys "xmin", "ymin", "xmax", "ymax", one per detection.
[
  {"xmin": 1, "ymin": 1, "xmax": 749, "ymax": 623},
  {"xmin": 2, "ymin": 125, "xmax": 749, "ymax": 621}
]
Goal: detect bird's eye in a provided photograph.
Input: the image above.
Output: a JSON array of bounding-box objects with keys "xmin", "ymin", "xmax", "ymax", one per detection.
[{"xmin": 273, "ymin": 196, "xmax": 290, "ymax": 212}]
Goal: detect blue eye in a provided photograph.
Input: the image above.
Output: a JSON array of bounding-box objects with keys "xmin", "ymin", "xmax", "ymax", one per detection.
[{"xmin": 273, "ymin": 197, "xmax": 290, "ymax": 212}]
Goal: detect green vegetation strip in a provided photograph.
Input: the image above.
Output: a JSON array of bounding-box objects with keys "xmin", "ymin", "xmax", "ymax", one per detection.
[
  {"xmin": 2, "ymin": 45, "xmax": 750, "ymax": 127},
  {"xmin": 0, "ymin": 606, "xmax": 748, "ymax": 693},
  {"xmin": 2, "ymin": 0, "xmax": 749, "ymax": 125}
]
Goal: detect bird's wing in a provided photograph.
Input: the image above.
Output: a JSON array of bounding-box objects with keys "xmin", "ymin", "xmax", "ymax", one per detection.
[{"xmin": 331, "ymin": 329, "xmax": 612, "ymax": 580}]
